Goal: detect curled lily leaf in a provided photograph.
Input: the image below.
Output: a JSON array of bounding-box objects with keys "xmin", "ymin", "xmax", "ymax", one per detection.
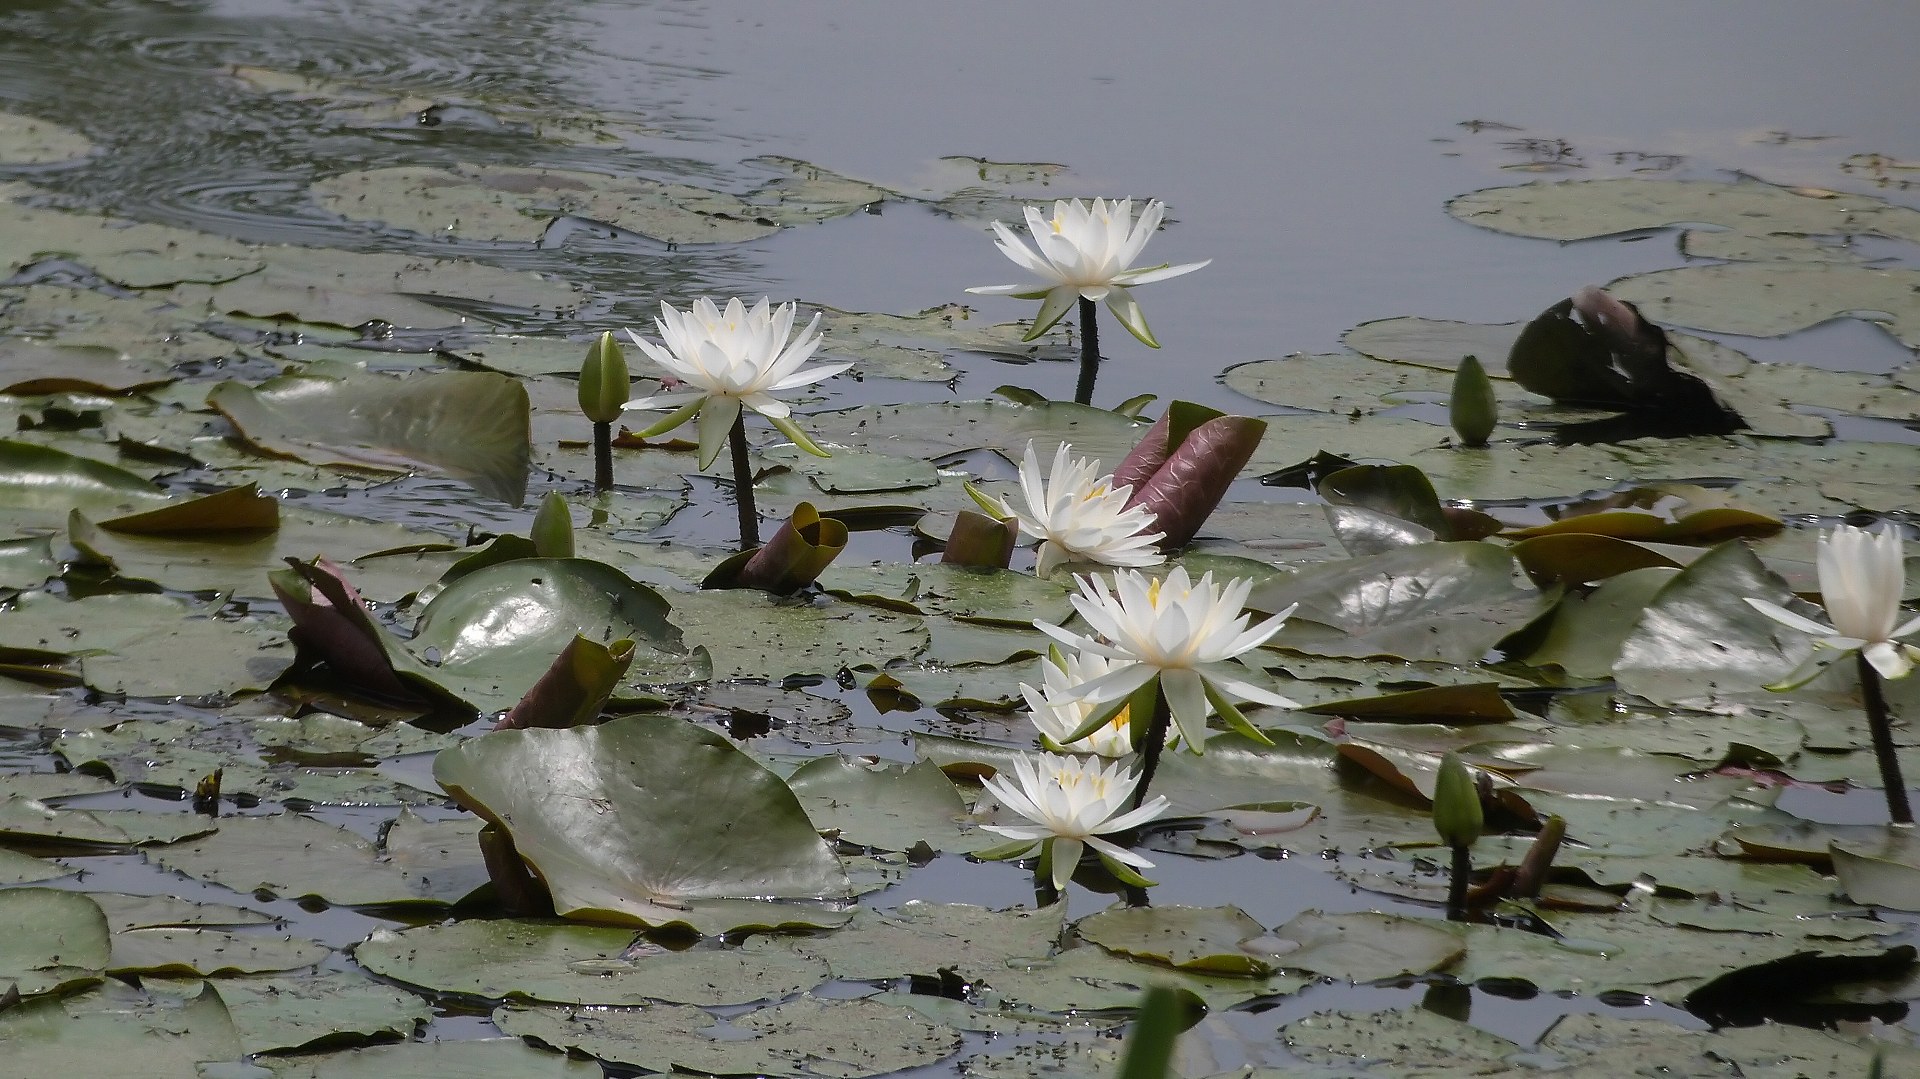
[
  {"xmin": 494, "ymin": 635, "xmax": 638, "ymax": 732},
  {"xmin": 941, "ymin": 510, "xmax": 1018, "ymax": 569},
  {"xmin": 703, "ymin": 501, "xmax": 848, "ymax": 595},
  {"xmin": 1112, "ymin": 402, "xmax": 1267, "ymax": 549}
]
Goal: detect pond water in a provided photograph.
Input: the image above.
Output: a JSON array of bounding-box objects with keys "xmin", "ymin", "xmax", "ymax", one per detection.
[{"xmin": 3, "ymin": 1, "xmax": 1920, "ymax": 1076}]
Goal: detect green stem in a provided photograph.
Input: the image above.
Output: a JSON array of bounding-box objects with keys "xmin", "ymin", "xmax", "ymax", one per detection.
[
  {"xmin": 592, "ymin": 420, "xmax": 613, "ymax": 492},
  {"xmin": 1446, "ymin": 842, "xmax": 1472, "ymax": 921},
  {"xmin": 1129, "ymin": 682, "xmax": 1170, "ymax": 812},
  {"xmin": 1073, "ymin": 296, "xmax": 1101, "ymax": 406},
  {"xmin": 1858, "ymin": 653, "xmax": 1914, "ymax": 825},
  {"xmin": 729, "ymin": 414, "xmax": 759, "ymax": 551}
]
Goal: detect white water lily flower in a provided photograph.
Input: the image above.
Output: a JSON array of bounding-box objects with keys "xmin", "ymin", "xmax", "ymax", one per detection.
[
  {"xmin": 966, "ymin": 198, "xmax": 1209, "ymax": 347},
  {"xmin": 970, "ymin": 441, "xmax": 1165, "ymax": 577},
  {"xmin": 1035, "ymin": 567, "xmax": 1298, "ymax": 751},
  {"xmin": 622, "ymin": 297, "xmax": 852, "ymax": 470},
  {"xmin": 1023, "ymin": 650, "xmax": 1151, "ymax": 757},
  {"xmin": 978, "ymin": 751, "xmax": 1170, "ymax": 890},
  {"xmin": 1746, "ymin": 523, "xmax": 1920, "ymax": 682}
]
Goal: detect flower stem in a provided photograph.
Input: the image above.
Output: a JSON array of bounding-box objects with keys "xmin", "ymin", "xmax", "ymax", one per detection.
[
  {"xmin": 728, "ymin": 413, "xmax": 760, "ymax": 551},
  {"xmin": 1073, "ymin": 296, "xmax": 1101, "ymax": 406},
  {"xmin": 1446, "ymin": 842, "xmax": 1472, "ymax": 921},
  {"xmin": 1129, "ymin": 682, "xmax": 1171, "ymax": 812},
  {"xmin": 1857, "ymin": 652, "xmax": 1914, "ymax": 824},
  {"xmin": 592, "ymin": 420, "xmax": 613, "ymax": 492}
]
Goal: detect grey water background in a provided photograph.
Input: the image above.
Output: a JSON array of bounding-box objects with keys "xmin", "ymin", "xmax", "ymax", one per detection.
[{"xmin": 3, "ymin": 0, "xmax": 1920, "ymax": 1067}]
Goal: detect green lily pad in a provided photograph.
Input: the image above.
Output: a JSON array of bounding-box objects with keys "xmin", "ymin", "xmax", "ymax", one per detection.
[
  {"xmin": 172, "ymin": 245, "xmax": 579, "ymax": 329},
  {"xmin": 1077, "ymin": 904, "xmax": 1274, "ymax": 976},
  {"xmin": 1, "ymin": 887, "xmax": 109, "ymax": 997},
  {"xmin": 434, "ymin": 715, "xmax": 850, "ymax": 926},
  {"xmin": 818, "ymin": 561, "xmax": 1071, "ymax": 625},
  {"xmin": 494, "ymin": 996, "xmax": 962, "ymax": 1077},
  {"xmin": 1611, "ymin": 262, "xmax": 1920, "ymax": 350},
  {"xmin": 261, "ymin": 1038, "xmax": 600, "ymax": 1078},
  {"xmin": 978, "ymin": 942, "xmax": 1308, "ymax": 1015},
  {"xmin": 808, "ymin": 398, "xmax": 1145, "ymax": 468},
  {"xmin": 0, "ymin": 795, "xmax": 219, "ymax": 847},
  {"xmin": 108, "ymin": 927, "xmax": 329, "ymax": 977},
  {"xmin": 0, "ymin": 111, "xmax": 94, "ymax": 164},
  {"xmin": 0, "ymin": 982, "xmax": 243, "ymax": 1075},
  {"xmin": 787, "ymin": 755, "xmax": 987, "ymax": 853},
  {"xmin": 0, "ymin": 339, "xmax": 177, "ymax": 395},
  {"xmin": 670, "ymin": 588, "xmax": 928, "ymax": 681},
  {"xmin": 1517, "ymin": 566, "xmax": 1679, "ymax": 677},
  {"xmin": 1447, "ymin": 176, "xmax": 1920, "ymax": 246},
  {"xmin": 355, "ymin": 918, "xmax": 825, "ymax": 1006},
  {"xmin": 1284, "ymin": 1005, "xmax": 1522, "ymax": 1073},
  {"xmin": 211, "ymin": 970, "xmax": 433, "ymax": 1055},
  {"xmin": 1269, "ymin": 911, "xmax": 1466, "ymax": 983},
  {"xmin": 0, "ymin": 772, "xmax": 118, "ymax": 801},
  {"xmin": 0, "ymin": 847, "xmax": 73, "ymax": 884},
  {"xmin": 1250, "ymin": 542, "xmax": 1546, "ymax": 664},
  {"xmin": 87, "ymin": 892, "xmax": 275, "ymax": 933},
  {"xmin": 405, "ymin": 557, "xmax": 698, "ymax": 711},
  {"xmin": 146, "ymin": 812, "xmax": 487, "ymax": 907},
  {"xmin": 1831, "ymin": 830, "xmax": 1920, "ymax": 911},
  {"xmin": 805, "ymin": 901, "xmax": 1067, "ymax": 982},
  {"xmin": 55, "ymin": 718, "xmax": 440, "ymax": 806},
  {"xmin": 208, "ymin": 367, "xmax": 532, "ymax": 506},
  {"xmin": 1613, "ymin": 539, "xmax": 1807, "ymax": 707}
]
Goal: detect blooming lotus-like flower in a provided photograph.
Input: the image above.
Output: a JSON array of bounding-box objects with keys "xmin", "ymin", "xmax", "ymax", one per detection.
[
  {"xmin": 966, "ymin": 198, "xmax": 1208, "ymax": 347},
  {"xmin": 1023, "ymin": 650, "xmax": 1148, "ymax": 757},
  {"xmin": 1746, "ymin": 523, "xmax": 1920, "ymax": 682},
  {"xmin": 977, "ymin": 751, "xmax": 1170, "ymax": 890},
  {"xmin": 1035, "ymin": 567, "xmax": 1298, "ymax": 751},
  {"xmin": 623, "ymin": 297, "xmax": 851, "ymax": 470},
  {"xmin": 968, "ymin": 441, "xmax": 1165, "ymax": 577}
]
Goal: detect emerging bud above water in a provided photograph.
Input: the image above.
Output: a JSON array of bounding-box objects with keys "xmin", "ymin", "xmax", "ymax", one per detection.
[
  {"xmin": 1449, "ymin": 354, "xmax": 1497, "ymax": 448},
  {"xmin": 1432, "ymin": 752, "xmax": 1484, "ymax": 848},
  {"xmin": 530, "ymin": 490, "xmax": 575, "ymax": 558},
  {"xmin": 578, "ymin": 331, "xmax": 630, "ymax": 424}
]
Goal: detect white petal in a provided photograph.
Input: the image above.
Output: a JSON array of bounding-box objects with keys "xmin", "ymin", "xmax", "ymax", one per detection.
[{"xmin": 1744, "ymin": 597, "xmax": 1838, "ymax": 637}]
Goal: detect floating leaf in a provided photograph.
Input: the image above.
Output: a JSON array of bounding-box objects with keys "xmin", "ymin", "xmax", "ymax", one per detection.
[
  {"xmin": 147, "ymin": 812, "xmax": 487, "ymax": 907},
  {"xmin": 434, "ymin": 715, "xmax": 850, "ymax": 927},
  {"xmin": 1611, "ymin": 262, "xmax": 1920, "ymax": 350},
  {"xmin": 493, "ymin": 996, "xmax": 961, "ymax": 1077},
  {"xmin": 0, "ymin": 887, "xmax": 109, "ymax": 997},
  {"xmin": 355, "ymin": 919, "xmax": 825, "ymax": 1006},
  {"xmin": 1448, "ymin": 176, "xmax": 1920, "ymax": 246},
  {"xmin": 1270, "ymin": 911, "xmax": 1465, "ymax": 982},
  {"xmin": 212, "ymin": 969, "xmax": 432, "ymax": 1055},
  {"xmin": 787, "ymin": 756, "xmax": 983, "ymax": 853},
  {"xmin": 1832, "ymin": 831, "xmax": 1920, "ymax": 911},
  {"xmin": 0, "ymin": 982, "xmax": 242, "ymax": 1075},
  {"xmin": 1077, "ymin": 904, "xmax": 1273, "ymax": 976},
  {"xmin": 209, "ymin": 368, "xmax": 532, "ymax": 506},
  {"xmin": 1250, "ymin": 542, "xmax": 1546, "ymax": 664},
  {"xmin": 108, "ymin": 927, "xmax": 328, "ymax": 977},
  {"xmin": 805, "ymin": 901, "xmax": 1066, "ymax": 982}
]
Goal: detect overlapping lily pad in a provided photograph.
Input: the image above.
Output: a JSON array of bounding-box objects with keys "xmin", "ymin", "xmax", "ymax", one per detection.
[
  {"xmin": 494, "ymin": 996, "xmax": 962, "ymax": 1077},
  {"xmin": 356, "ymin": 919, "xmax": 826, "ymax": 1006},
  {"xmin": 435, "ymin": 715, "xmax": 850, "ymax": 927}
]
